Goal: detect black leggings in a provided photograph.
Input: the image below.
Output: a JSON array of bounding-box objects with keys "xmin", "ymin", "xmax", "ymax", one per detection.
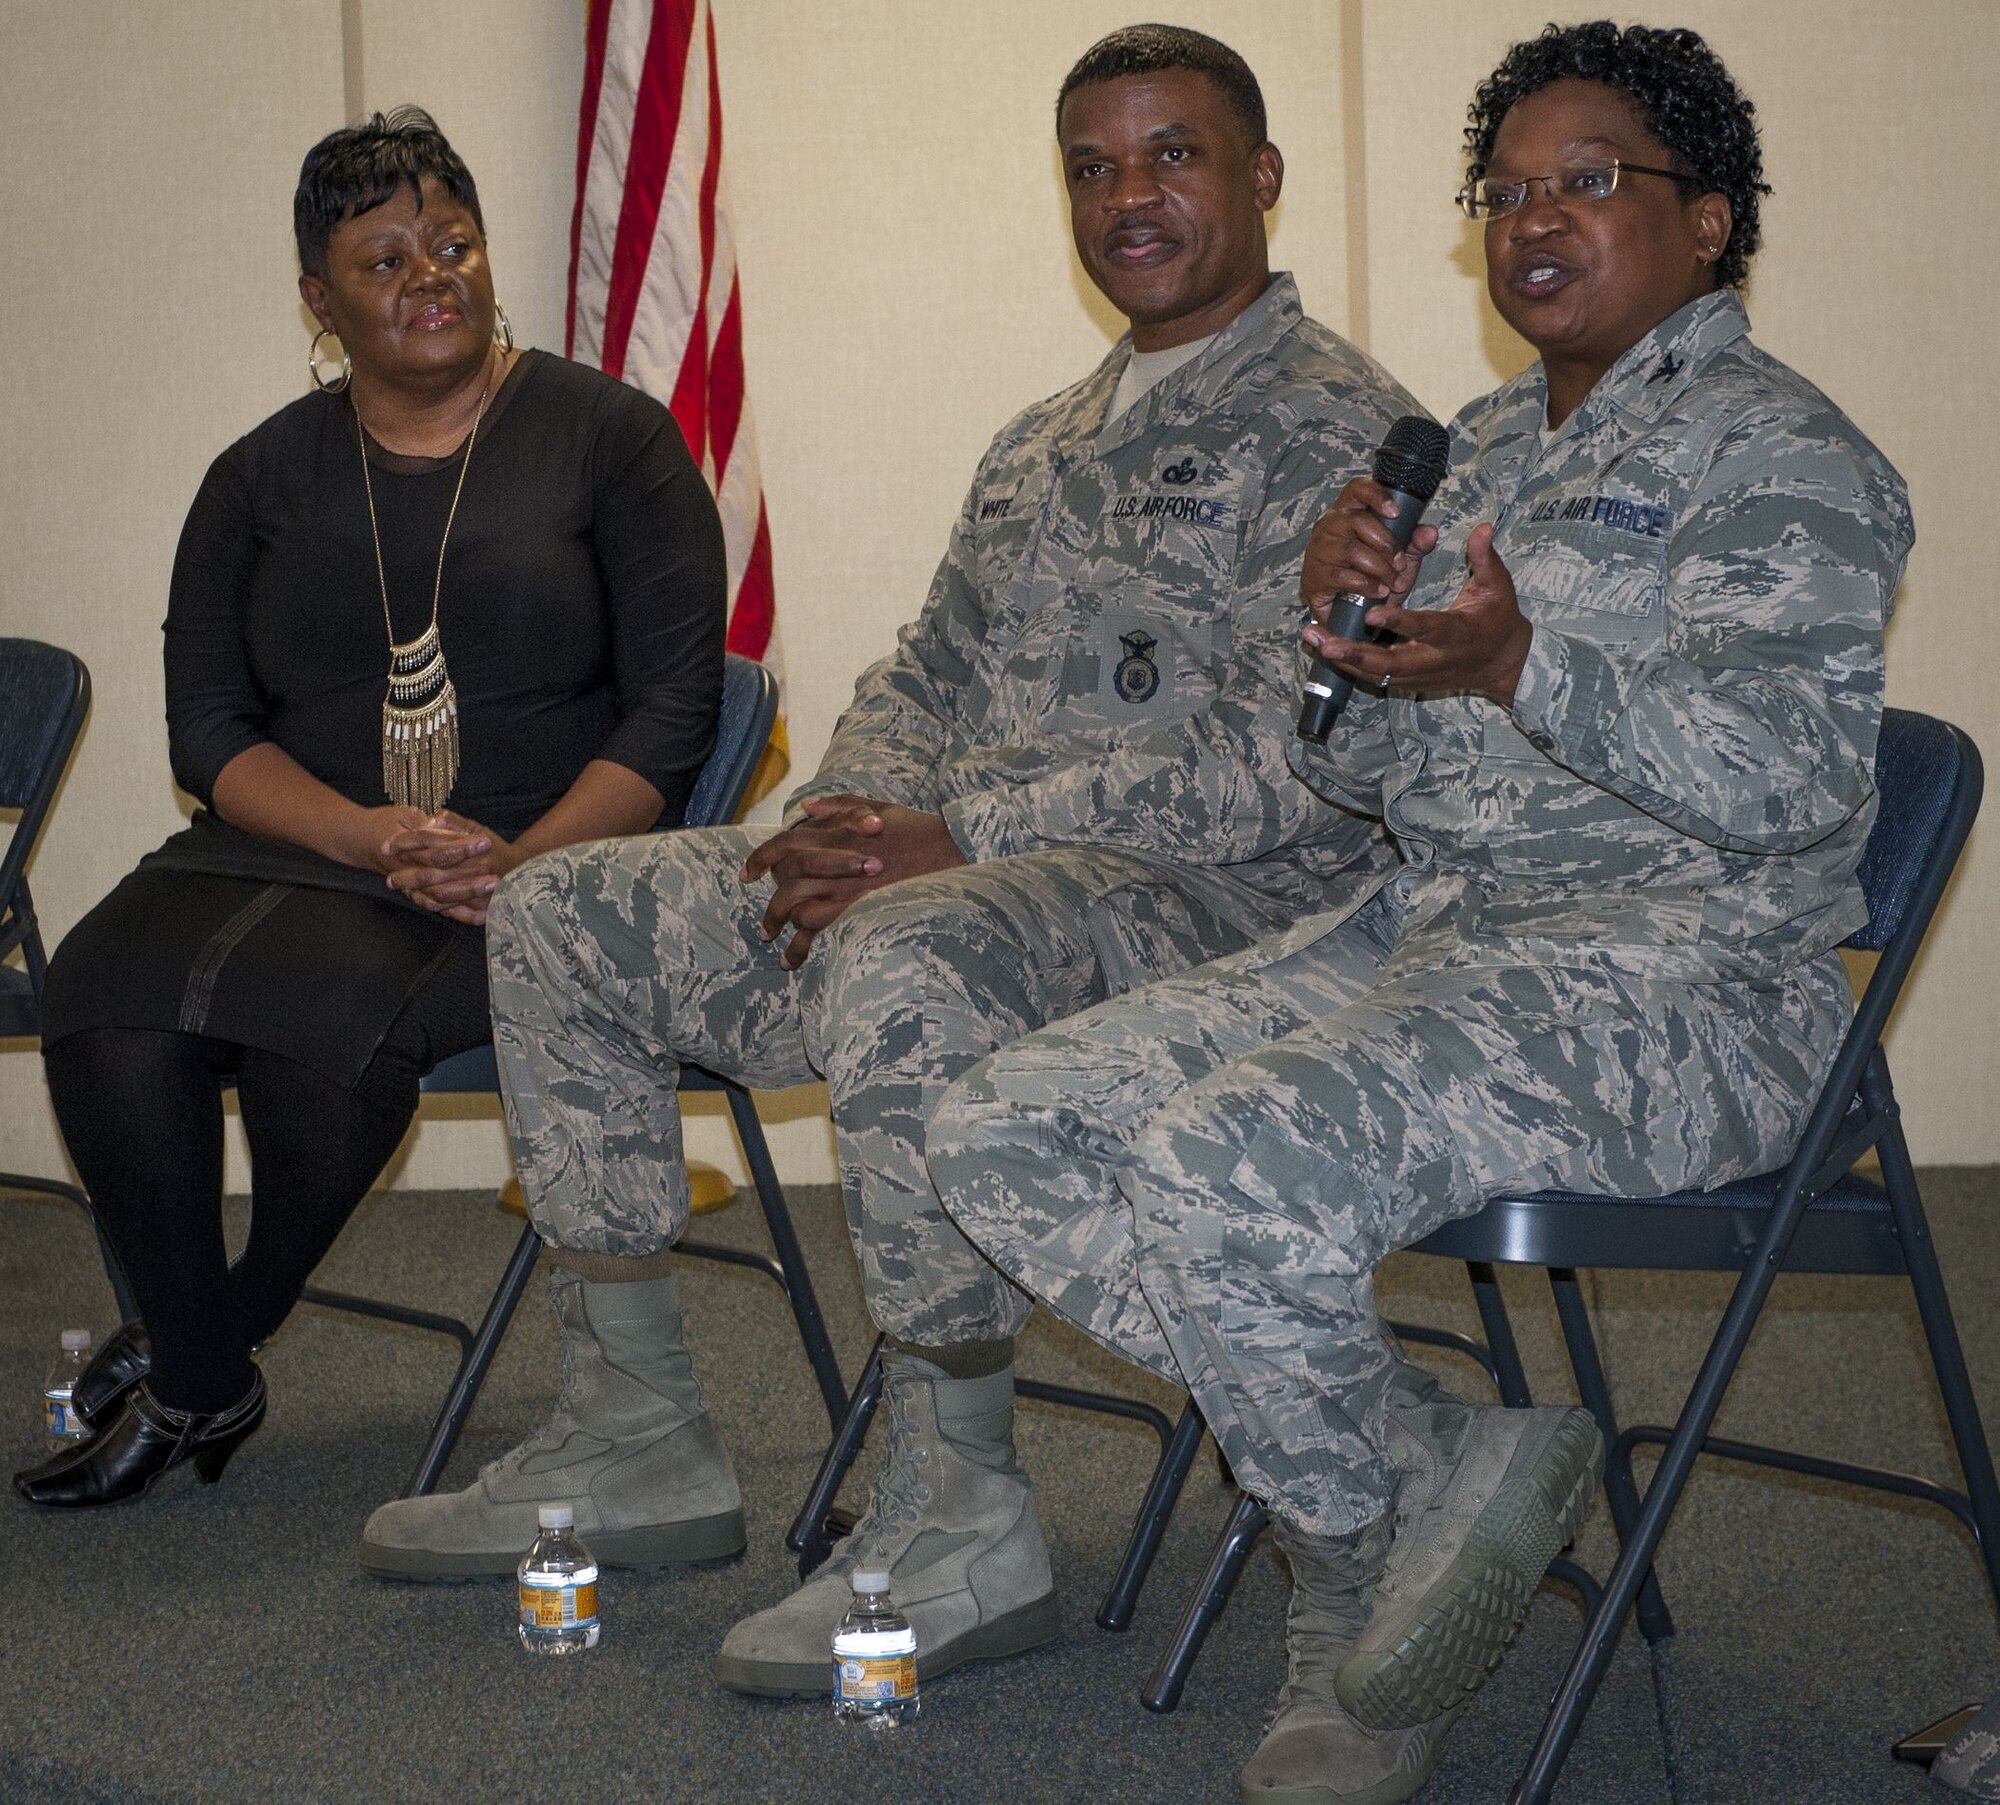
[{"xmin": 43, "ymin": 959, "xmax": 491, "ymax": 1414}]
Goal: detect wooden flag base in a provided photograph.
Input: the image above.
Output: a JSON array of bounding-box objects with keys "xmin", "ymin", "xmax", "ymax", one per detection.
[{"xmin": 689, "ymin": 1164, "xmax": 738, "ymax": 1215}]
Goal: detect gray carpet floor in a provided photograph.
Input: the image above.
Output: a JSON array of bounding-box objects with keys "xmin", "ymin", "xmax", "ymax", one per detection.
[{"xmin": 5, "ymin": 1166, "xmax": 1997, "ymax": 1804}]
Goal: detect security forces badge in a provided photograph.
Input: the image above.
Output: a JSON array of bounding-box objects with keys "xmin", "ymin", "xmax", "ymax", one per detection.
[{"xmin": 1113, "ymin": 630, "xmax": 1161, "ymax": 703}]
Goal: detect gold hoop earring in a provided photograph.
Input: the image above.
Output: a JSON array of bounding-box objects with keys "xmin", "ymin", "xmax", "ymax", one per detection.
[
  {"xmin": 309, "ymin": 328, "xmax": 351, "ymax": 394},
  {"xmin": 493, "ymin": 305, "xmax": 515, "ymax": 353}
]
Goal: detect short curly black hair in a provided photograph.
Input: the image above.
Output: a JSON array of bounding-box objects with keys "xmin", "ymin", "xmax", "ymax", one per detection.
[
  {"xmin": 294, "ymin": 106, "xmax": 483, "ymax": 280},
  {"xmin": 1465, "ymin": 21, "xmax": 1769, "ymax": 288},
  {"xmin": 1057, "ymin": 24, "xmax": 1267, "ymax": 149}
]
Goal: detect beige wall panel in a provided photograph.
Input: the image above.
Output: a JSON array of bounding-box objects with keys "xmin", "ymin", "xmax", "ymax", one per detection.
[
  {"xmin": 0, "ymin": 1, "xmax": 344, "ymax": 1187},
  {"xmin": 358, "ymin": 0, "xmax": 585, "ymax": 359},
  {"xmin": 1359, "ymin": 2, "xmax": 2000, "ymax": 1161}
]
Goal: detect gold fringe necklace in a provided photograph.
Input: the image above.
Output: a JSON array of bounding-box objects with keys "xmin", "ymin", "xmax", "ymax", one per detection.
[{"xmin": 355, "ymin": 363, "xmax": 494, "ymax": 814}]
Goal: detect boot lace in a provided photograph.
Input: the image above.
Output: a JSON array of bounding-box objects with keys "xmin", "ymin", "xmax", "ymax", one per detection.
[
  {"xmin": 487, "ymin": 1291, "xmax": 594, "ymax": 1478},
  {"xmin": 839, "ymin": 1373, "xmax": 935, "ymax": 1568},
  {"xmin": 1269, "ymin": 1521, "xmax": 1385, "ymax": 1717}
]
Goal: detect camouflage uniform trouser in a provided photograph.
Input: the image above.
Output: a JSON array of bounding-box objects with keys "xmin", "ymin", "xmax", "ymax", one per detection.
[
  {"xmin": 928, "ymin": 894, "xmax": 1850, "ymax": 1535},
  {"xmin": 486, "ymin": 827, "xmax": 1292, "ymax": 1344}
]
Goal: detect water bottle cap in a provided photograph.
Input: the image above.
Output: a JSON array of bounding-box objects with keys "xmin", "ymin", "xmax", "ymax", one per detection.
[
  {"xmin": 60, "ymin": 1329, "xmax": 93, "ymax": 1352},
  {"xmin": 537, "ymin": 1503, "xmax": 575, "ymax": 1530},
  {"xmin": 850, "ymin": 1568, "xmax": 892, "ymax": 1595}
]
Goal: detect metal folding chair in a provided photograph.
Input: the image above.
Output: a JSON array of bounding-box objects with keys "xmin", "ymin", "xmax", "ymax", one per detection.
[
  {"xmin": 287, "ymin": 655, "xmax": 848, "ymax": 1495},
  {"xmin": 1134, "ymin": 709, "xmax": 1994, "ymax": 1786},
  {"xmin": 398, "ymin": 1047, "xmax": 847, "ymax": 1498},
  {"xmin": 0, "ymin": 640, "xmax": 134, "ymax": 1315}
]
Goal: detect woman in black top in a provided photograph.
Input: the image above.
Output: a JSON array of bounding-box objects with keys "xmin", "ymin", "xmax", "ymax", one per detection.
[{"xmin": 15, "ymin": 109, "xmax": 727, "ymax": 1508}]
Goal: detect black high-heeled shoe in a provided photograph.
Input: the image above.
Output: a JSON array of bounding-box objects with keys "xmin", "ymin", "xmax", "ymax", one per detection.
[
  {"xmin": 71, "ymin": 1320, "xmax": 152, "ymax": 1427},
  {"xmin": 13, "ymin": 1373, "xmax": 265, "ymax": 1508}
]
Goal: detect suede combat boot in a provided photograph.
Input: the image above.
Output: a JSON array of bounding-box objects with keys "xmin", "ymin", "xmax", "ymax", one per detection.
[
  {"xmin": 714, "ymin": 1351, "xmax": 1060, "ymax": 1694},
  {"xmin": 1335, "ymin": 1403, "xmax": 1602, "ymax": 1731},
  {"xmin": 359, "ymin": 1268, "xmax": 744, "ymax": 1579},
  {"xmin": 1242, "ymin": 1514, "xmax": 1462, "ymax": 1805}
]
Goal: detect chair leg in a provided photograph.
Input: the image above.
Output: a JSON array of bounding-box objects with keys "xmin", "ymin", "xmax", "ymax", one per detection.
[
  {"xmin": 1388, "ymin": 1316, "xmax": 1500, "ymax": 1391},
  {"xmin": 400, "ymin": 1222, "xmax": 543, "ymax": 1499},
  {"xmin": 0, "ymin": 1171, "xmax": 89, "ymax": 1210},
  {"xmin": 1466, "ymin": 1261, "xmax": 1534, "ymax": 1407},
  {"xmin": 1507, "ymin": 1206, "xmax": 1802, "ymax": 1804},
  {"xmin": 1099, "ymin": 1400, "xmax": 1206, "ymax": 1632},
  {"xmin": 1547, "ymin": 1269, "xmax": 1675, "ymax": 1644},
  {"xmin": 722, "ymin": 1082, "xmax": 849, "ymax": 1431},
  {"xmin": 1873, "ymin": 1075, "xmax": 2000, "ymax": 1622},
  {"xmin": 298, "ymin": 1286, "xmax": 477, "ymax": 1359},
  {"xmin": 788, "ymin": 1335, "xmax": 886, "ymax": 1571},
  {"xmin": 1016, "ymin": 1378, "xmax": 1173, "ymax": 1452},
  {"xmin": 1142, "ymin": 1490, "xmax": 1269, "ymax": 1713}
]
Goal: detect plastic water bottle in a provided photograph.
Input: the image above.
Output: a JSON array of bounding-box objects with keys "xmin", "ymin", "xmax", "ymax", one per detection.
[
  {"xmin": 43, "ymin": 1329, "xmax": 93, "ymax": 1447},
  {"xmin": 831, "ymin": 1568, "xmax": 919, "ymax": 1729},
  {"xmin": 517, "ymin": 1504, "xmax": 600, "ymax": 1655}
]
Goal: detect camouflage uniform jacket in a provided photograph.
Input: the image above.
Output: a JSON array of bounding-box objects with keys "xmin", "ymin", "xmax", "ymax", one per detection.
[
  {"xmin": 788, "ymin": 274, "xmax": 1418, "ymax": 914},
  {"xmin": 1283, "ymin": 289, "xmax": 1912, "ymax": 982}
]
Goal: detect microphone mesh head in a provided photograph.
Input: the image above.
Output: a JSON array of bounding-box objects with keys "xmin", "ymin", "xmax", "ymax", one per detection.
[{"xmin": 1372, "ymin": 416, "xmax": 1450, "ymax": 501}]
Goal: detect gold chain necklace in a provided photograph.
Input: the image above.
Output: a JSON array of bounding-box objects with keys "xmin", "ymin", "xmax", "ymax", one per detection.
[{"xmin": 354, "ymin": 360, "xmax": 496, "ymax": 814}]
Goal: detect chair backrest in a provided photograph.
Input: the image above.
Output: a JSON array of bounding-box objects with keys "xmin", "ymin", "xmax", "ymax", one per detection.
[
  {"xmin": 0, "ymin": 638, "xmax": 90, "ymax": 962},
  {"xmin": 1846, "ymin": 708, "xmax": 1983, "ymax": 956},
  {"xmin": 683, "ymin": 653, "xmax": 780, "ymax": 831},
  {"xmin": 1782, "ymin": 706, "xmax": 1982, "ymax": 1194}
]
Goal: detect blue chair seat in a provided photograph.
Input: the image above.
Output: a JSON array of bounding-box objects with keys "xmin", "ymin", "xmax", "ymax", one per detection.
[
  {"xmin": 419, "ymin": 1043, "xmax": 499, "ymax": 1092},
  {"xmin": 1413, "ymin": 1167, "xmax": 1905, "ymax": 1276}
]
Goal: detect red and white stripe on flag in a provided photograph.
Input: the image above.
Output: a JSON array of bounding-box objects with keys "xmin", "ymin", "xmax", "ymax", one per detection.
[{"xmin": 566, "ymin": 0, "xmax": 780, "ymax": 682}]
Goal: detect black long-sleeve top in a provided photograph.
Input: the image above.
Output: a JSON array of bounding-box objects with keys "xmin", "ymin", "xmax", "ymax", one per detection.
[{"xmin": 155, "ymin": 348, "xmax": 726, "ymax": 892}]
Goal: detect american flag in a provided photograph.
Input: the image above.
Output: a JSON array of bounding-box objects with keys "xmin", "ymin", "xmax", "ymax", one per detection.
[{"xmin": 565, "ymin": 0, "xmax": 783, "ymax": 717}]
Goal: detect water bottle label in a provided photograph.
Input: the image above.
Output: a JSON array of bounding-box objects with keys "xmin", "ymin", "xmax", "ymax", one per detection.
[
  {"xmin": 831, "ymin": 1627, "xmax": 916, "ymax": 1658},
  {"xmin": 520, "ymin": 1563, "xmax": 600, "ymax": 1587},
  {"xmin": 833, "ymin": 1650, "xmax": 917, "ymax": 1703},
  {"xmin": 44, "ymin": 1388, "xmax": 84, "ymax": 1439},
  {"xmin": 519, "ymin": 1580, "xmax": 598, "ymax": 1630}
]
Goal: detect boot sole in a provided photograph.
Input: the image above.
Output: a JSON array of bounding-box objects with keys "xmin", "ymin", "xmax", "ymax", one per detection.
[
  {"xmin": 1238, "ymin": 1705, "xmax": 1464, "ymax": 1805},
  {"xmin": 358, "ymin": 1507, "xmax": 747, "ymax": 1582},
  {"xmin": 1335, "ymin": 1410, "xmax": 1603, "ymax": 1732},
  {"xmin": 714, "ymin": 1589, "xmax": 1063, "ymax": 1697}
]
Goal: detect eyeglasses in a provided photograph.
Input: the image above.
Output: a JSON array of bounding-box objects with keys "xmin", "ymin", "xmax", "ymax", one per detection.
[{"xmin": 1457, "ymin": 160, "xmax": 1695, "ymax": 221}]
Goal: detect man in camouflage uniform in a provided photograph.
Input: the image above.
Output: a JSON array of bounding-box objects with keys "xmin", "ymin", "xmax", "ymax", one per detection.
[
  {"xmin": 932, "ymin": 278, "xmax": 1909, "ymax": 1796},
  {"xmin": 359, "ymin": 25, "xmax": 1414, "ymax": 1690}
]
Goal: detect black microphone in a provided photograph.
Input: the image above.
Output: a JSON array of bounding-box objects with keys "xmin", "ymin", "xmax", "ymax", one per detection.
[{"xmin": 1297, "ymin": 414, "xmax": 1452, "ymax": 743}]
